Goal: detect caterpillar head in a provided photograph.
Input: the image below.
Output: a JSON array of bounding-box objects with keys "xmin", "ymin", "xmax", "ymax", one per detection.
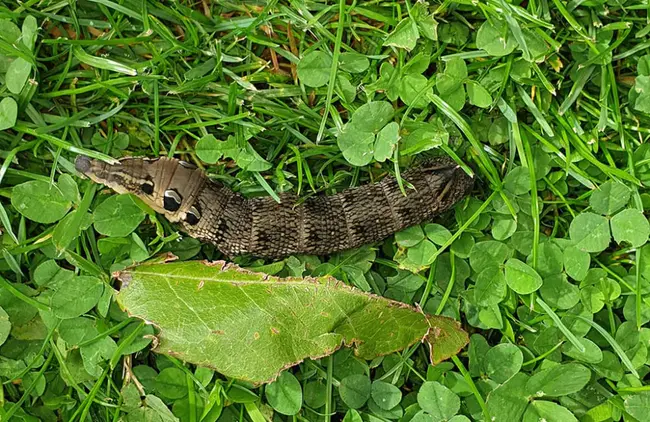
[
  {"xmin": 75, "ymin": 156, "xmax": 205, "ymax": 227},
  {"xmin": 419, "ymin": 156, "xmax": 474, "ymax": 209}
]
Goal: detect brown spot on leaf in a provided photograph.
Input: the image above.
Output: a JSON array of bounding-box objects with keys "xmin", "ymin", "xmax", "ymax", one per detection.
[
  {"xmin": 254, "ymin": 332, "xmax": 260, "ymax": 340},
  {"xmin": 197, "ymin": 280, "xmax": 205, "ymax": 290},
  {"xmin": 162, "ymin": 252, "xmax": 178, "ymax": 263},
  {"xmin": 271, "ymin": 327, "xmax": 280, "ymax": 335},
  {"xmin": 114, "ymin": 272, "xmax": 132, "ymax": 289},
  {"xmin": 212, "ymin": 329, "xmax": 225, "ymax": 335}
]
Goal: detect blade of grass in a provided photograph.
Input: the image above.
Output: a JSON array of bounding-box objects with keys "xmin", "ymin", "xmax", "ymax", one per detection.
[
  {"xmin": 535, "ymin": 297, "xmax": 586, "ymax": 353},
  {"xmin": 316, "ymin": 0, "xmax": 346, "ymax": 144},
  {"xmin": 516, "ymin": 85, "xmax": 554, "ymax": 137},
  {"xmin": 558, "ymin": 65, "xmax": 595, "ymax": 115},
  {"xmin": 72, "ymin": 46, "xmax": 137, "ymax": 76},
  {"xmin": 568, "ymin": 315, "xmax": 639, "ymax": 378}
]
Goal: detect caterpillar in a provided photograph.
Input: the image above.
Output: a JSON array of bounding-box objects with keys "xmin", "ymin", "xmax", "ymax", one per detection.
[{"xmin": 75, "ymin": 155, "xmax": 473, "ymax": 259}]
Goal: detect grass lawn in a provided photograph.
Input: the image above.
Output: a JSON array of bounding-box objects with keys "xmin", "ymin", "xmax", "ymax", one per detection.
[{"xmin": 1, "ymin": 0, "xmax": 650, "ymax": 421}]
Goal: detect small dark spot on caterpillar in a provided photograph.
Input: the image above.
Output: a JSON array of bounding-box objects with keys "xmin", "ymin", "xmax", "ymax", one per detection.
[
  {"xmin": 164, "ymin": 189, "xmax": 182, "ymax": 211},
  {"xmin": 186, "ymin": 205, "xmax": 201, "ymax": 225},
  {"xmin": 141, "ymin": 181, "xmax": 154, "ymax": 195}
]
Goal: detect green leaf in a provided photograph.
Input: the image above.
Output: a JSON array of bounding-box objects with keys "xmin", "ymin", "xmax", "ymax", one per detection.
[
  {"xmin": 400, "ymin": 73, "xmax": 431, "ymax": 108},
  {"xmin": 569, "ymin": 212, "xmax": 611, "ymax": 253},
  {"xmin": 484, "ymin": 343, "xmax": 523, "ymax": 383},
  {"xmin": 384, "ymin": 18, "xmax": 420, "ymax": 51},
  {"xmin": 505, "ymin": 258, "xmax": 542, "ymax": 295},
  {"xmin": 417, "ymin": 381, "xmax": 460, "ymax": 420},
  {"xmin": 580, "ymin": 285, "xmax": 605, "ymax": 313},
  {"xmin": 469, "ymin": 241, "xmax": 511, "ymax": 272},
  {"xmin": 610, "ymin": 208, "xmax": 649, "ymax": 247},
  {"xmin": 486, "ymin": 373, "xmax": 530, "ymax": 422},
  {"xmin": 0, "ymin": 19, "xmax": 21, "ymax": 44},
  {"xmin": 406, "ymin": 239, "xmax": 437, "ymax": 267},
  {"xmin": 34, "ymin": 260, "xmax": 74, "ymax": 288},
  {"xmin": 229, "ymin": 385, "xmax": 259, "ymax": 404},
  {"xmin": 21, "ymin": 15, "xmax": 38, "ymax": 51},
  {"xmin": 488, "ymin": 117, "xmax": 509, "ymax": 145},
  {"xmin": 339, "ymin": 375, "xmax": 371, "ymax": 409},
  {"xmin": 116, "ymin": 260, "xmax": 468, "ymax": 384},
  {"xmin": 155, "ymin": 367, "xmax": 187, "ymax": 400},
  {"xmin": 93, "ymin": 194, "xmax": 146, "ymax": 237},
  {"xmin": 81, "ymin": 336, "xmax": 117, "ymax": 377},
  {"xmin": 522, "ymin": 29, "xmax": 551, "ymax": 63},
  {"xmin": 445, "ymin": 58, "xmax": 467, "ymax": 80},
  {"xmin": 634, "ymin": 75, "xmax": 650, "ymax": 114},
  {"xmin": 425, "ymin": 224, "xmax": 452, "ymax": 246},
  {"xmin": 436, "ymin": 73, "xmax": 462, "ymax": 96},
  {"xmin": 196, "ymin": 134, "xmax": 222, "ymax": 164},
  {"xmin": 337, "ymin": 129, "xmax": 374, "ymax": 167},
  {"xmin": 238, "ymin": 143, "xmax": 272, "ymax": 172},
  {"xmin": 265, "ymin": 371, "xmax": 302, "ymax": 415},
  {"xmin": 400, "ymin": 121, "xmax": 449, "ymax": 156},
  {"xmin": 51, "ymin": 276, "xmax": 104, "ymax": 319},
  {"xmin": 53, "ymin": 210, "xmax": 93, "ymax": 251},
  {"xmin": 338, "ymin": 102, "xmax": 396, "ymax": 166},
  {"xmin": 466, "ymin": 80, "xmax": 492, "ymax": 108},
  {"xmin": 371, "ymin": 381, "xmax": 402, "ymax": 411},
  {"xmin": 563, "ymin": 337, "xmax": 603, "ymax": 363},
  {"xmin": 590, "ymin": 181, "xmax": 630, "ymax": 215},
  {"xmin": 396, "ymin": 226, "xmax": 426, "ymax": 248},
  {"xmin": 0, "ymin": 97, "xmax": 17, "ymax": 131},
  {"xmin": 524, "ymin": 363, "xmax": 591, "ymax": 397},
  {"xmin": 339, "ymin": 53, "xmax": 369, "ymax": 73},
  {"xmin": 303, "ymin": 381, "xmax": 327, "ymax": 409},
  {"xmin": 0, "ymin": 306, "xmax": 10, "ymax": 347},
  {"xmin": 540, "ymin": 274, "xmax": 580, "ymax": 310},
  {"xmin": 412, "ymin": 3, "xmax": 438, "ymax": 41},
  {"xmin": 58, "ymin": 174, "xmax": 79, "ymax": 203},
  {"xmin": 624, "ymin": 392, "xmax": 650, "ymax": 421},
  {"xmin": 59, "ymin": 317, "xmax": 97, "ymax": 345},
  {"xmin": 297, "ymin": 51, "xmax": 332, "ymax": 87},
  {"xmin": 337, "ymin": 74, "xmax": 356, "ymax": 102},
  {"xmin": 523, "ymin": 401, "xmax": 577, "ymax": 422},
  {"xmin": 564, "ymin": 246, "xmax": 590, "ymax": 281},
  {"xmin": 491, "ymin": 215, "xmax": 517, "ymax": 240},
  {"xmin": 504, "ymin": 167, "xmax": 531, "ymax": 195},
  {"xmin": 349, "ymin": 101, "xmax": 395, "ymax": 133},
  {"xmin": 11, "ymin": 180, "xmax": 71, "ymax": 224},
  {"xmin": 534, "ymin": 242, "xmax": 563, "ymax": 278},
  {"xmin": 475, "ymin": 266, "xmax": 506, "ymax": 306},
  {"xmin": 476, "ymin": 19, "xmax": 517, "ymax": 57},
  {"xmin": 438, "ymin": 22, "xmax": 468, "ymax": 45},
  {"xmin": 6, "ymin": 57, "xmax": 31, "ymax": 94},
  {"xmin": 639, "ymin": 55, "xmax": 650, "ymax": 77},
  {"xmin": 374, "ymin": 122, "xmax": 399, "ymax": 162},
  {"xmin": 343, "ymin": 409, "xmax": 363, "ymax": 422}
]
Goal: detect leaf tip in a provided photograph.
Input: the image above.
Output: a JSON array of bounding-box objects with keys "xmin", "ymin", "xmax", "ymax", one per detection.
[{"xmin": 424, "ymin": 317, "xmax": 469, "ymax": 365}]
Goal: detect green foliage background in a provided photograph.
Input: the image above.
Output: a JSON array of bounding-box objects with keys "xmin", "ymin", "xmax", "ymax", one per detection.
[{"xmin": 0, "ymin": 0, "xmax": 650, "ymax": 421}]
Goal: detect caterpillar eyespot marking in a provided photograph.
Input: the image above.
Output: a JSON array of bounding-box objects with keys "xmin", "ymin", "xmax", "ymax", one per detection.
[{"xmin": 164, "ymin": 189, "xmax": 182, "ymax": 211}]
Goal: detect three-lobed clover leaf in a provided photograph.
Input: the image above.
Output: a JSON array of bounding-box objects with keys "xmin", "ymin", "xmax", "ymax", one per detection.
[{"xmin": 337, "ymin": 101, "xmax": 397, "ymax": 166}]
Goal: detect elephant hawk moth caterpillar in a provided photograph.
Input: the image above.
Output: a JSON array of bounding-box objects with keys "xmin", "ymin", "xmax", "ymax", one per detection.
[{"xmin": 76, "ymin": 155, "xmax": 473, "ymax": 259}]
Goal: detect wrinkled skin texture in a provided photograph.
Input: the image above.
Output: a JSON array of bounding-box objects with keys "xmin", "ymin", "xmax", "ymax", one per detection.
[{"xmin": 76, "ymin": 155, "xmax": 473, "ymax": 258}]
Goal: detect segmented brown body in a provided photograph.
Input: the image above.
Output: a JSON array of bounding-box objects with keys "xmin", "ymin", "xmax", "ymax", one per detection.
[{"xmin": 75, "ymin": 156, "xmax": 473, "ymax": 259}]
